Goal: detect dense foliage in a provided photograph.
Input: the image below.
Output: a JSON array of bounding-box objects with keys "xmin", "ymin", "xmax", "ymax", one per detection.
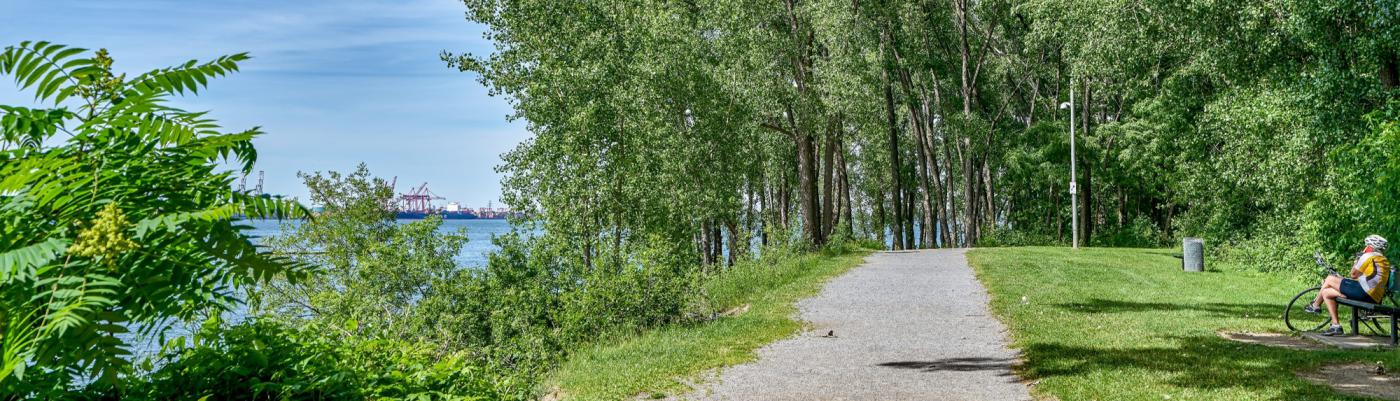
[
  {"xmin": 232, "ymin": 165, "xmax": 698, "ymax": 399},
  {"xmin": 253, "ymin": 165, "xmax": 474, "ymax": 345},
  {"xmin": 84, "ymin": 320, "xmax": 503, "ymax": 401},
  {"xmin": 4, "ymin": 0, "xmax": 1398, "ymax": 398},
  {"xmin": 0, "ymin": 42, "xmax": 308, "ymax": 397},
  {"xmin": 450, "ymin": 0, "xmax": 1399, "ymax": 271}
]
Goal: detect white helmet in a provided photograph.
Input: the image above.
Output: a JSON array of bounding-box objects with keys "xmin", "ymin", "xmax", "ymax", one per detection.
[{"xmin": 1365, "ymin": 234, "xmax": 1388, "ymax": 252}]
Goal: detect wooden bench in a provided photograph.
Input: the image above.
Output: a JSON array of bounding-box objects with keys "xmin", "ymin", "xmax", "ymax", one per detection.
[{"xmin": 1336, "ymin": 297, "xmax": 1399, "ymax": 346}]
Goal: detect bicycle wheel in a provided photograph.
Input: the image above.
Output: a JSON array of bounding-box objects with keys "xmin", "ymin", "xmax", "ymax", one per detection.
[{"xmin": 1285, "ymin": 287, "xmax": 1330, "ymax": 332}]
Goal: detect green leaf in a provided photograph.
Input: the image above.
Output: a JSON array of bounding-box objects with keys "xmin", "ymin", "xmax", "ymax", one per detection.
[{"xmin": 0, "ymin": 238, "xmax": 69, "ymax": 284}]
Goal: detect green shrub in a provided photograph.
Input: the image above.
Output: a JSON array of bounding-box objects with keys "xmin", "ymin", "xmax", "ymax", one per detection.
[
  {"xmin": 978, "ymin": 227, "xmax": 1064, "ymax": 247},
  {"xmin": 1207, "ymin": 213, "xmax": 1318, "ymax": 273},
  {"xmin": 82, "ymin": 320, "xmax": 509, "ymax": 401},
  {"xmin": 556, "ymin": 235, "xmax": 698, "ymax": 345},
  {"xmin": 471, "ymin": 231, "xmax": 704, "ymax": 379},
  {"xmin": 853, "ymin": 237, "xmax": 886, "ymax": 250},
  {"xmin": 1093, "ymin": 216, "xmax": 1168, "ymax": 248}
]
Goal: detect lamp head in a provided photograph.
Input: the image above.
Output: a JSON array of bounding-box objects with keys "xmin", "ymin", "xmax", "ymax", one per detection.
[{"xmin": 1058, "ymin": 102, "xmax": 1072, "ymax": 110}]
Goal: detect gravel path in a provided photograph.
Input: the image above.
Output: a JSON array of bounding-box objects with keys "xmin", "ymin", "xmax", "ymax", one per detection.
[{"xmin": 677, "ymin": 249, "xmax": 1031, "ymax": 401}]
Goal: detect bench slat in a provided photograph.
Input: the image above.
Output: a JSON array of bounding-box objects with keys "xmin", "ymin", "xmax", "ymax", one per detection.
[{"xmin": 1336, "ymin": 298, "xmax": 1399, "ymax": 314}]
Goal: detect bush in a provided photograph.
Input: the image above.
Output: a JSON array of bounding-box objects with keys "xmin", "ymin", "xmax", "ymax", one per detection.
[
  {"xmin": 1207, "ymin": 213, "xmax": 1319, "ymax": 273},
  {"xmin": 82, "ymin": 320, "xmax": 510, "ymax": 401},
  {"xmin": 556, "ymin": 235, "xmax": 699, "ymax": 345},
  {"xmin": 469, "ymin": 231, "xmax": 703, "ymax": 378},
  {"xmin": 853, "ymin": 237, "xmax": 886, "ymax": 251},
  {"xmin": 978, "ymin": 227, "xmax": 1065, "ymax": 247},
  {"xmin": 1094, "ymin": 216, "xmax": 1169, "ymax": 248}
]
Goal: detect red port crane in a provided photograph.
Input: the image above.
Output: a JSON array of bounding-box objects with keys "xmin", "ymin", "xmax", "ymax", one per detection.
[{"xmin": 397, "ymin": 182, "xmax": 444, "ymax": 212}]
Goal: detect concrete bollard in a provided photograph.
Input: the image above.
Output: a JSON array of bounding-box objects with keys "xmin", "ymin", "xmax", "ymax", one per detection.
[{"xmin": 1183, "ymin": 237, "xmax": 1204, "ymax": 272}]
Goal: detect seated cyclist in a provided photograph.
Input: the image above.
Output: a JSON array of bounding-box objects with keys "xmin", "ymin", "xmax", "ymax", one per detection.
[{"xmin": 1306, "ymin": 234, "xmax": 1392, "ymax": 336}]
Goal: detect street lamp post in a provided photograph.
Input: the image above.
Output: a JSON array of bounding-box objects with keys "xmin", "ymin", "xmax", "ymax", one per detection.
[{"xmin": 1060, "ymin": 87, "xmax": 1078, "ymax": 249}]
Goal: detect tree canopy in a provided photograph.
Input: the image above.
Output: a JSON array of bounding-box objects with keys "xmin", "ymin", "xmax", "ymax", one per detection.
[{"xmin": 452, "ymin": 0, "xmax": 1398, "ymax": 270}]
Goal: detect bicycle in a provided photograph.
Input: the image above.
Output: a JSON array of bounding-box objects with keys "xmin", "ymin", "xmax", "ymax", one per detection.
[{"xmin": 1283, "ymin": 251, "xmax": 1397, "ymax": 336}]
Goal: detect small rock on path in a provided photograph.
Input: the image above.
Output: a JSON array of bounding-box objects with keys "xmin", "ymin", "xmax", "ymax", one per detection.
[{"xmin": 675, "ymin": 249, "xmax": 1032, "ymax": 401}]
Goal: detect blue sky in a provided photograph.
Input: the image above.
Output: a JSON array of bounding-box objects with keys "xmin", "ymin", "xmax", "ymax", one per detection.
[{"xmin": 0, "ymin": 0, "xmax": 525, "ymax": 208}]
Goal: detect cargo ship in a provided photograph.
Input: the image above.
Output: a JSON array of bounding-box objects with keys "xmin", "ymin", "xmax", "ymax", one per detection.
[
  {"xmin": 394, "ymin": 179, "xmax": 521, "ymax": 220},
  {"xmin": 396, "ymin": 202, "xmax": 480, "ymax": 220}
]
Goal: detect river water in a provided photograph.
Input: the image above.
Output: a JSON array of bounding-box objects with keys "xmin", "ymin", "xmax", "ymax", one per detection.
[{"xmin": 243, "ymin": 218, "xmax": 514, "ymax": 267}]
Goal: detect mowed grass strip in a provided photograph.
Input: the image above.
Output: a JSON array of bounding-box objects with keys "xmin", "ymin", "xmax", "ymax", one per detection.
[
  {"xmin": 548, "ymin": 248, "xmax": 870, "ymax": 401},
  {"xmin": 968, "ymin": 247, "xmax": 1400, "ymax": 400}
]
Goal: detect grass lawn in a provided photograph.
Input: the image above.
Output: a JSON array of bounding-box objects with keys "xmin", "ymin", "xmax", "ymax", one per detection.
[
  {"xmin": 546, "ymin": 247, "xmax": 871, "ymax": 401},
  {"xmin": 969, "ymin": 247, "xmax": 1400, "ymax": 401}
]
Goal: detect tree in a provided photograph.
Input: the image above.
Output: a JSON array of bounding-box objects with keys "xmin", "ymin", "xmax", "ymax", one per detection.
[
  {"xmin": 252, "ymin": 165, "xmax": 473, "ymax": 349},
  {"xmin": 0, "ymin": 42, "xmax": 307, "ymax": 395}
]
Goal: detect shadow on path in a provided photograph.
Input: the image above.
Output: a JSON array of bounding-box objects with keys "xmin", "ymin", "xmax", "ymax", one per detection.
[{"xmin": 877, "ymin": 357, "xmax": 1017, "ymax": 376}]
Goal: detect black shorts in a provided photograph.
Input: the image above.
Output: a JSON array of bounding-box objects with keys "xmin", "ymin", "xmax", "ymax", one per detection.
[{"xmin": 1340, "ymin": 278, "xmax": 1373, "ymax": 302}]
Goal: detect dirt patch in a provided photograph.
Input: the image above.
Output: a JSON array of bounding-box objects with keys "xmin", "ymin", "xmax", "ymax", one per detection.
[
  {"xmin": 720, "ymin": 303, "xmax": 750, "ymax": 317},
  {"xmin": 1302, "ymin": 332, "xmax": 1397, "ymax": 350},
  {"xmin": 1297, "ymin": 363, "xmax": 1400, "ymax": 400},
  {"xmin": 1218, "ymin": 331, "xmax": 1327, "ymax": 351},
  {"xmin": 539, "ymin": 387, "xmax": 566, "ymax": 401}
]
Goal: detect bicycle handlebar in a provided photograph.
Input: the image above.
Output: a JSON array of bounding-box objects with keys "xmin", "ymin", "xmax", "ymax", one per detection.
[{"xmin": 1314, "ymin": 251, "xmax": 1341, "ymax": 277}]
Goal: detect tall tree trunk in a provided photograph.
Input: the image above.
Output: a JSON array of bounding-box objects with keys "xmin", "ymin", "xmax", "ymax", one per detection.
[
  {"xmin": 874, "ymin": 188, "xmax": 888, "ymax": 248},
  {"xmin": 797, "ymin": 131, "xmax": 822, "ymax": 246},
  {"xmin": 700, "ymin": 220, "xmax": 713, "ymax": 265},
  {"xmin": 912, "ymin": 108, "xmax": 935, "ymax": 249},
  {"xmin": 883, "ymin": 68, "xmax": 905, "ymax": 251},
  {"xmin": 713, "ymin": 222, "xmax": 724, "ymax": 265},
  {"xmin": 837, "ymin": 134, "xmax": 855, "ymax": 236},
  {"xmin": 962, "ymin": 143, "xmax": 977, "ymax": 246},
  {"xmin": 760, "ymin": 178, "xmax": 770, "ymax": 247},
  {"xmin": 943, "ymin": 138, "xmax": 958, "ymax": 246},
  {"xmin": 905, "ymin": 185, "xmax": 917, "ymax": 249},
  {"xmin": 888, "ymin": 36, "xmax": 937, "ymax": 249},
  {"xmin": 953, "ymin": 0, "xmax": 978, "ymax": 246},
  {"xmin": 948, "ymin": 0, "xmax": 998, "ymax": 246},
  {"xmin": 983, "ymin": 156, "xmax": 994, "ymax": 228},
  {"xmin": 779, "ymin": 169, "xmax": 791, "ymax": 232},
  {"xmin": 782, "ymin": 0, "xmax": 822, "ymax": 247},
  {"xmin": 1082, "ymin": 162, "xmax": 1093, "ymax": 246},
  {"xmin": 830, "ymin": 170, "xmax": 843, "ymax": 236},
  {"xmin": 923, "ymin": 83, "xmax": 951, "ymax": 247},
  {"xmin": 1081, "ymin": 81, "xmax": 1093, "ymax": 246},
  {"xmin": 746, "ymin": 177, "xmax": 756, "ymax": 252},
  {"xmin": 726, "ymin": 219, "xmax": 740, "ymax": 266},
  {"xmin": 1117, "ymin": 187, "xmax": 1125, "ymax": 227},
  {"xmin": 821, "ymin": 120, "xmax": 837, "ymax": 240},
  {"xmin": 900, "ymin": 73, "xmax": 936, "ymax": 249},
  {"xmin": 919, "ymin": 89, "xmax": 944, "ymax": 247}
]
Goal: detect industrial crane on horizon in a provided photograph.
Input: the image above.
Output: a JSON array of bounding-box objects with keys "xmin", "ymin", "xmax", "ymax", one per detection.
[{"xmin": 397, "ymin": 182, "xmax": 445, "ymax": 212}]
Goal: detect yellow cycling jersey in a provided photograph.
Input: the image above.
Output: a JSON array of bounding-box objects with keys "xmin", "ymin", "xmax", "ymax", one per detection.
[{"xmin": 1352, "ymin": 252, "xmax": 1391, "ymax": 302}]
